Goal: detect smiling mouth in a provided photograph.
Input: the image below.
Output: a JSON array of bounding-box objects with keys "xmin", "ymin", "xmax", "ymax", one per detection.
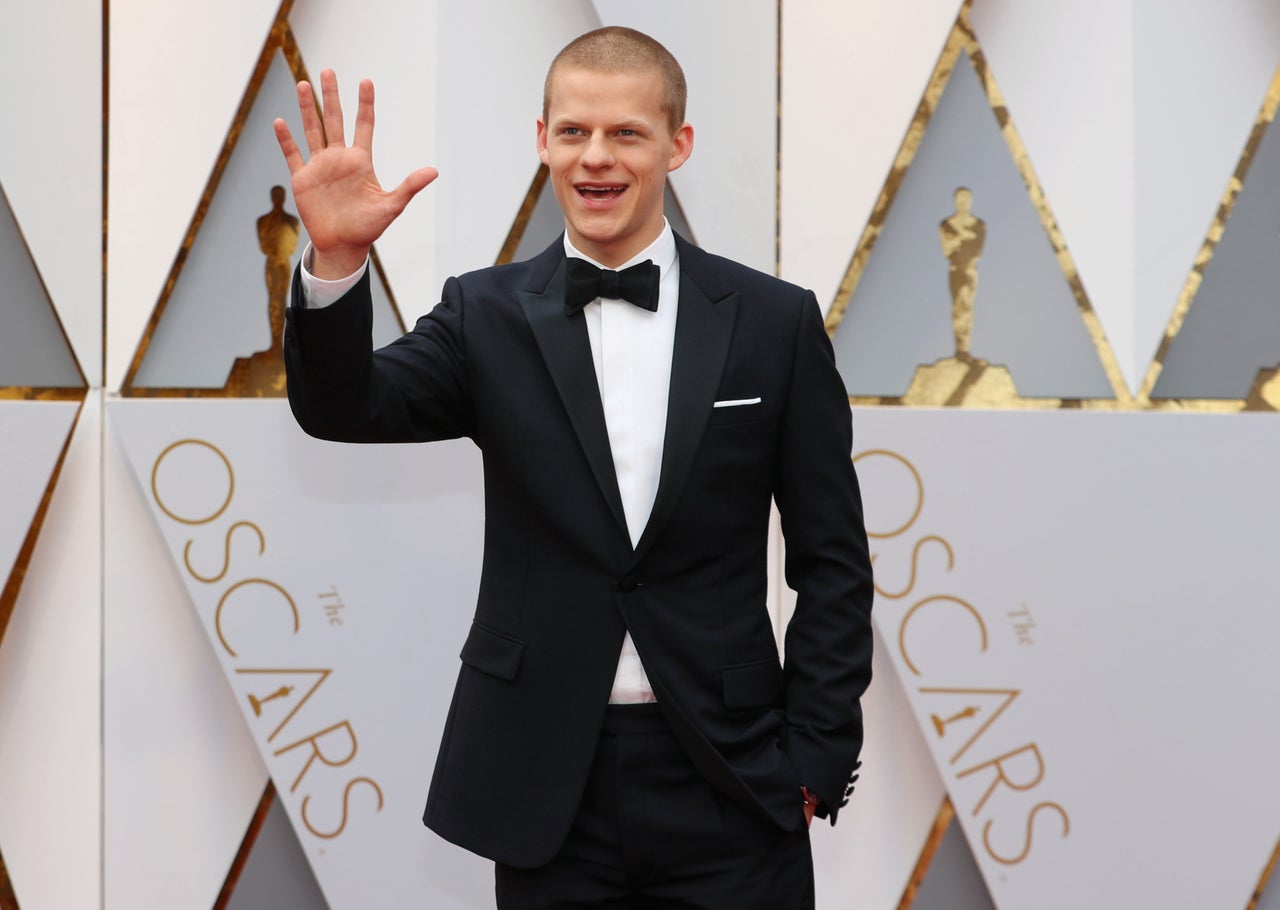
[{"xmin": 577, "ymin": 184, "xmax": 626, "ymax": 201}]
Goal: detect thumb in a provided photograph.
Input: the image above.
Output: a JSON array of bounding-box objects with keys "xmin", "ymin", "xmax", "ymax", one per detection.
[{"xmin": 390, "ymin": 166, "xmax": 439, "ymax": 210}]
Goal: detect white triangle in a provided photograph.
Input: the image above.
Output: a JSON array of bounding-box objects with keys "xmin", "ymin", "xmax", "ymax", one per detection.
[
  {"xmin": 0, "ymin": 397, "xmax": 95, "ymax": 910},
  {"xmin": 858, "ymin": 407, "xmax": 1280, "ymax": 908},
  {"xmin": 0, "ymin": 401, "xmax": 79, "ymax": 597},
  {"xmin": 109, "ymin": 398, "xmax": 493, "ymax": 908}
]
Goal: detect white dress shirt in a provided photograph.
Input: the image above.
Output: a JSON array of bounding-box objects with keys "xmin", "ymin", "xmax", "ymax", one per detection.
[{"xmin": 298, "ymin": 222, "xmax": 680, "ymax": 703}]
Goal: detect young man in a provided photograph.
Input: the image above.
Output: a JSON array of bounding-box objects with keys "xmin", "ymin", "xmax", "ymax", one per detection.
[{"xmin": 277, "ymin": 26, "xmax": 873, "ymax": 909}]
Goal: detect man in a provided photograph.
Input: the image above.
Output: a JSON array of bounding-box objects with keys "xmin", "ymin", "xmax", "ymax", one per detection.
[{"xmin": 277, "ymin": 26, "xmax": 873, "ymax": 909}]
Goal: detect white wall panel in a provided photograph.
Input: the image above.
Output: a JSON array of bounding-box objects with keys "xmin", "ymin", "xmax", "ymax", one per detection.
[
  {"xmin": 103, "ymin": 404, "xmax": 268, "ymax": 910},
  {"xmin": 107, "ymin": 0, "xmax": 283, "ymax": 390},
  {"xmin": 0, "ymin": 0, "xmax": 102, "ymax": 384},
  {"xmin": 0, "ymin": 397, "xmax": 101, "ymax": 910},
  {"xmin": 434, "ymin": 0, "xmax": 600, "ymax": 287},
  {"xmin": 594, "ymin": 0, "xmax": 778, "ymax": 274},
  {"xmin": 781, "ymin": 0, "xmax": 961, "ymax": 309}
]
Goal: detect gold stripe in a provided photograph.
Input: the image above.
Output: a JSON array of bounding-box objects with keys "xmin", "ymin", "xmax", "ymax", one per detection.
[
  {"xmin": 1138, "ymin": 63, "xmax": 1280, "ymax": 409},
  {"xmin": 826, "ymin": 3, "xmax": 1130, "ymax": 409},
  {"xmin": 0, "ymin": 400, "xmax": 84, "ymax": 647},
  {"xmin": 1246, "ymin": 833, "xmax": 1280, "ymax": 910},
  {"xmin": 0, "ymin": 841, "xmax": 19, "ymax": 909},
  {"xmin": 897, "ymin": 797, "xmax": 955, "ymax": 910},
  {"xmin": 212, "ymin": 781, "xmax": 277, "ymax": 910},
  {"xmin": 496, "ymin": 165, "xmax": 550, "ymax": 266}
]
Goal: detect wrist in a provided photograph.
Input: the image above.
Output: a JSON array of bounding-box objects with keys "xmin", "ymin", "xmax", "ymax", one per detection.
[{"xmin": 309, "ymin": 244, "xmax": 370, "ymax": 280}]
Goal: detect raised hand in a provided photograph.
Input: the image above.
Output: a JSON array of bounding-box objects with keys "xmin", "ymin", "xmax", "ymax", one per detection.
[{"xmin": 274, "ymin": 69, "xmax": 438, "ymax": 279}]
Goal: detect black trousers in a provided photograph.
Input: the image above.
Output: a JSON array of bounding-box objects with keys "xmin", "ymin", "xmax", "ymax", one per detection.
[{"xmin": 495, "ymin": 704, "xmax": 814, "ymax": 910}]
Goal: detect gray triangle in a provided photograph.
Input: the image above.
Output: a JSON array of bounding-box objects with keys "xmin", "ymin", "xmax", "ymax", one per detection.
[
  {"xmin": 1152, "ymin": 108, "xmax": 1280, "ymax": 399},
  {"xmin": 511, "ymin": 171, "xmax": 695, "ymax": 262},
  {"xmin": 224, "ymin": 794, "xmax": 328, "ymax": 910},
  {"xmin": 912, "ymin": 814, "xmax": 998, "ymax": 910},
  {"xmin": 0, "ymin": 185, "xmax": 83, "ymax": 388},
  {"xmin": 831, "ymin": 50, "xmax": 1113, "ymax": 399},
  {"xmin": 131, "ymin": 50, "xmax": 402, "ymax": 390}
]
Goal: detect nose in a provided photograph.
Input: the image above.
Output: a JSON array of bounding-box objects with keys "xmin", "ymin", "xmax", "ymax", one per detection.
[{"xmin": 580, "ymin": 132, "xmax": 614, "ymax": 169}]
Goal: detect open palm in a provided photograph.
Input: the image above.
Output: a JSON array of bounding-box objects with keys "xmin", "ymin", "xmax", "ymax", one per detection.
[{"xmin": 274, "ymin": 69, "xmax": 437, "ymax": 279}]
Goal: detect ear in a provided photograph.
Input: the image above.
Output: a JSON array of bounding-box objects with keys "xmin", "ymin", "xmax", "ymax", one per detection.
[
  {"xmin": 667, "ymin": 122, "xmax": 694, "ymax": 173},
  {"xmin": 536, "ymin": 118, "xmax": 550, "ymax": 166}
]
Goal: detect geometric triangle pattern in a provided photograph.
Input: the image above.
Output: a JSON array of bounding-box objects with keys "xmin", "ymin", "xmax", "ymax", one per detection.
[
  {"xmin": 0, "ymin": 182, "xmax": 85, "ymax": 395},
  {"xmin": 0, "ymin": 401, "xmax": 81, "ymax": 646},
  {"xmin": 856, "ymin": 405, "xmax": 1280, "ymax": 909},
  {"xmin": 220, "ymin": 784, "xmax": 328, "ymax": 910},
  {"xmin": 908, "ymin": 803, "xmax": 998, "ymax": 910},
  {"xmin": 1145, "ymin": 67, "xmax": 1280, "ymax": 408},
  {"xmin": 123, "ymin": 18, "xmax": 403, "ymax": 396},
  {"xmin": 827, "ymin": 9, "xmax": 1128, "ymax": 408}
]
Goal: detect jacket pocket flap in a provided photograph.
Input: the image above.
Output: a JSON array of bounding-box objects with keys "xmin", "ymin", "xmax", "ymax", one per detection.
[
  {"xmin": 459, "ymin": 621, "xmax": 524, "ymax": 681},
  {"xmin": 721, "ymin": 657, "xmax": 782, "ymax": 709}
]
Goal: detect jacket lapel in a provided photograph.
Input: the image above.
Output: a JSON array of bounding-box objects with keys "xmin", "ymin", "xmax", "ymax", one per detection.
[
  {"xmin": 632, "ymin": 239, "xmax": 739, "ymax": 563},
  {"xmin": 517, "ymin": 249, "xmax": 630, "ymax": 539}
]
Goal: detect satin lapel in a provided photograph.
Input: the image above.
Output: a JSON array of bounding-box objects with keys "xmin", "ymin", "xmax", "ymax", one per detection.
[
  {"xmin": 632, "ymin": 267, "xmax": 739, "ymax": 563},
  {"xmin": 518, "ymin": 258, "xmax": 629, "ymax": 538}
]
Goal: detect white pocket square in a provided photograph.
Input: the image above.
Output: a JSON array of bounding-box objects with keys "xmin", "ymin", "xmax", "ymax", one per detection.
[{"xmin": 713, "ymin": 397, "xmax": 762, "ymax": 408}]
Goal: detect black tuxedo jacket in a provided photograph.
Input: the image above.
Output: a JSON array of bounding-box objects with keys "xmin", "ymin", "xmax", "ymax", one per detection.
[{"xmin": 284, "ymin": 234, "xmax": 873, "ymax": 869}]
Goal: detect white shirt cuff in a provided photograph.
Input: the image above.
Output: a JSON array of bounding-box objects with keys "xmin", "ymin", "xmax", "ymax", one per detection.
[{"xmin": 297, "ymin": 243, "xmax": 369, "ymax": 309}]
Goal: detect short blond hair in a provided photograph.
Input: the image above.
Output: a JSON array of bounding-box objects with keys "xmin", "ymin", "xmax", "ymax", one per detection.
[{"xmin": 543, "ymin": 27, "xmax": 687, "ymax": 135}]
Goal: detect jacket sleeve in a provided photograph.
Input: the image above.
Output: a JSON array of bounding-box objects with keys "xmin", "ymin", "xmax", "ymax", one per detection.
[
  {"xmin": 284, "ymin": 267, "xmax": 474, "ymax": 444},
  {"xmin": 773, "ymin": 291, "xmax": 874, "ymax": 824}
]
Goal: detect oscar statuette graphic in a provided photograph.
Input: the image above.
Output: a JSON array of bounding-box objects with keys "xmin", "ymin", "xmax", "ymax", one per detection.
[
  {"xmin": 225, "ymin": 186, "xmax": 300, "ymax": 396},
  {"xmin": 904, "ymin": 187, "xmax": 1021, "ymax": 406},
  {"xmin": 248, "ymin": 684, "xmax": 294, "ymax": 717}
]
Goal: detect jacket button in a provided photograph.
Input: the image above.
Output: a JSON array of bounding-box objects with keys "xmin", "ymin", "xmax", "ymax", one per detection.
[{"xmin": 619, "ymin": 576, "xmax": 640, "ymax": 593}]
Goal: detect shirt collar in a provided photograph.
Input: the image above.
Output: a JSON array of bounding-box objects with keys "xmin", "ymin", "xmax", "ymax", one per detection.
[{"xmin": 563, "ymin": 220, "xmax": 677, "ymax": 281}]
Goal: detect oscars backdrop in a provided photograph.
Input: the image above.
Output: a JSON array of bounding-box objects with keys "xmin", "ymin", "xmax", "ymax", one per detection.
[{"xmin": 1, "ymin": 1, "xmax": 1280, "ymax": 909}]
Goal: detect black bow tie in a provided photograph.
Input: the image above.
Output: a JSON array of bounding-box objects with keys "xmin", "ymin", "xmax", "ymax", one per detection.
[{"xmin": 564, "ymin": 258, "xmax": 660, "ymax": 315}]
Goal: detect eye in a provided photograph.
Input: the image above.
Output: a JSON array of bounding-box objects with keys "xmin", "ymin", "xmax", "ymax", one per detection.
[{"xmin": 561, "ymin": 127, "xmax": 581, "ymax": 136}]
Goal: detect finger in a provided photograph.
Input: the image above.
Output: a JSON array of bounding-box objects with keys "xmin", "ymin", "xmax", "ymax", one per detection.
[
  {"xmin": 388, "ymin": 166, "xmax": 440, "ymax": 212},
  {"xmin": 353, "ymin": 78, "xmax": 375, "ymax": 152},
  {"xmin": 273, "ymin": 118, "xmax": 304, "ymax": 173},
  {"xmin": 320, "ymin": 68, "xmax": 346, "ymax": 147},
  {"xmin": 296, "ymin": 81, "xmax": 325, "ymax": 156}
]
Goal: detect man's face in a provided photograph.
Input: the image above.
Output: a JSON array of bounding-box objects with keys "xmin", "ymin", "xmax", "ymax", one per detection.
[{"xmin": 537, "ymin": 64, "xmax": 693, "ymax": 268}]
